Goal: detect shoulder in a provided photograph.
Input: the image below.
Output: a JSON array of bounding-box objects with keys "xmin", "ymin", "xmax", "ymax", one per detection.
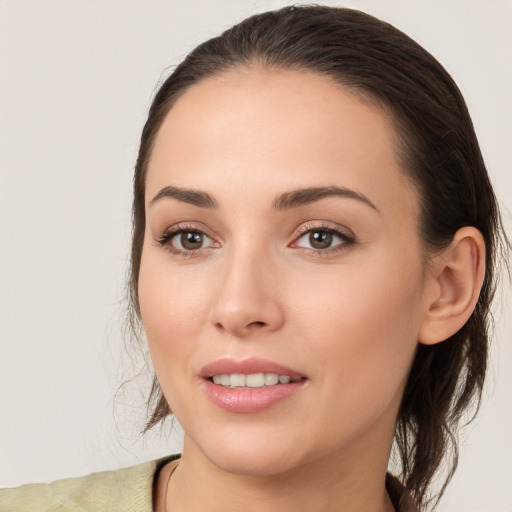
[{"xmin": 0, "ymin": 455, "xmax": 179, "ymax": 512}]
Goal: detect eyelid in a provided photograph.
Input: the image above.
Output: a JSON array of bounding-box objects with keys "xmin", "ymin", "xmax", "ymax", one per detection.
[
  {"xmin": 293, "ymin": 220, "xmax": 355, "ymax": 239},
  {"xmin": 154, "ymin": 220, "xmax": 355, "ymax": 257},
  {"xmin": 155, "ymin": 222, "xmax": 220, "ymax": 256},
  {"xmin": 290, "ymin": 221, "xmax": 356, "ymax": 253}
]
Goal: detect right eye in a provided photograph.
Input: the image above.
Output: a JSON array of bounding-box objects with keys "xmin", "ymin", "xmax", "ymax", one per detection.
[
  {"xmin": 157, "ymin": 227, "xmax": 216, "ymax": 255},
  {"xmin": 173, "ymin": 230, "xmax": 213, "ymax": 250}
]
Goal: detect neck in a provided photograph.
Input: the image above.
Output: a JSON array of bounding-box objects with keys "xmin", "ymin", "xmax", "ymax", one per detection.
[{"xmin": 164, "ymin": 436, "xmax": 396, "ymax": 512}]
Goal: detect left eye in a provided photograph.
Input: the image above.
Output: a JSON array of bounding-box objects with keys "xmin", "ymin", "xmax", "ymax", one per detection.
[{"xmin": 294, "ymin": 229, "xmax": 347, "ymax": 250}]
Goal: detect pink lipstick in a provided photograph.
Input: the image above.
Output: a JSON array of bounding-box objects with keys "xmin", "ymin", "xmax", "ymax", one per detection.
[{"xmin": 200, "ymin": 357, "xmax": 307, "ymax": 413}]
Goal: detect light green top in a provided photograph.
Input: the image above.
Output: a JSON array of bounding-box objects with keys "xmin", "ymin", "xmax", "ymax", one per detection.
[
  {"xmin": 0, "ymin": 455, "xmax": 177, "ymax": 512},
  {"xmin": 0, "ymin": 455, "xmax": 417, "ymax": 512}
]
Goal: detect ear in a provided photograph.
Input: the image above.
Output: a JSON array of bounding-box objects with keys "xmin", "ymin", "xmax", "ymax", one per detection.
[{"xmin": 418, "ymin": 227, "xmax": 486, "ymax": 345}]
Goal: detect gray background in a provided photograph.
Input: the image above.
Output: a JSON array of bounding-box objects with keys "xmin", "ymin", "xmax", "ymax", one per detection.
[{"xmin": 1, "ymin": 1, "xmax": 511, "ymax": 510}]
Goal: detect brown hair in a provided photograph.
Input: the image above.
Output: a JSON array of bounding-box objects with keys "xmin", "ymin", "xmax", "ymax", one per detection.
[{"xmin": 128, "ymin": 5, "xmax": 507, "ymax": 509}]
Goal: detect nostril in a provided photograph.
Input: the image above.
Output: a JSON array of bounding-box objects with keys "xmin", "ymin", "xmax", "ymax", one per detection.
[{"xmin": 249, "ymin": 321, "xmax": 266, "ymax": 327}]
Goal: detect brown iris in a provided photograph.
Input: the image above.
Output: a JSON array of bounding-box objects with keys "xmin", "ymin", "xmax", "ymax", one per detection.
[
  {"xmin": 180, "ymin": 231, "xmax": 204, "ymax": 250},
  {"xmin": 309, "ymin": 231, "xmax": 333, "ymax": 249}
]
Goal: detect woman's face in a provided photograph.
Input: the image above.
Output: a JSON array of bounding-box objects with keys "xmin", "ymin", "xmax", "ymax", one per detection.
[{"xmin": 139, "ymin": 68, "xmax": 436, "ymax": 476}]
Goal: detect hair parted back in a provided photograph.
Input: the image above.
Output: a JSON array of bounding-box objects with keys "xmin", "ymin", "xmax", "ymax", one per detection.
[{"xmin": 129, "ymin": 5, "xmax": 507, "ymax": 510}]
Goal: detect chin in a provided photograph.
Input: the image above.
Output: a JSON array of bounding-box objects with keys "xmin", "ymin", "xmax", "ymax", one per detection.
[
  {"xmin": 186, "ymin": 424, "xmax": 308, "ymax": 477},
  {"xmin": 209, "ymin": 448, "xmax": 303, "ymax": 477}
]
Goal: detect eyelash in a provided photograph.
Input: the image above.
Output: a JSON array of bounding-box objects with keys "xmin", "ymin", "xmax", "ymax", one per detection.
[
  {"xmin": 291, "ymin": 222, "xmax": 355, "ymax": 256},
  {"xmin": 156, "ymin": 223, "xmax": 213, "ymax": 257},
  {"xmin": 156, "ymin": 222, "xmax": 355, "ymax": 257}
]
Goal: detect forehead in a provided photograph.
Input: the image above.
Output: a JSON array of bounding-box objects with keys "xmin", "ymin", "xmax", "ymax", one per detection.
[{"xmin": 146, "ymin": 66, "xmax": 418, "ymax": 219}]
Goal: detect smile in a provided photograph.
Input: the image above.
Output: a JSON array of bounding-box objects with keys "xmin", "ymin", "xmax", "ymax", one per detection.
[
  {"xmin": 211, "ymin": 373, "xmax": 302, "ymax": 388},
  {"xmin": 201, "ymin": 358, "xmax": 307, "ymax": 413}
]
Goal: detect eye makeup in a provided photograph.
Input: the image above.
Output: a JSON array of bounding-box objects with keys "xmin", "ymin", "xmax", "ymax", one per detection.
[{"xmin": 154, "ymin": 219, "xmax": 356, "ymax": 259}]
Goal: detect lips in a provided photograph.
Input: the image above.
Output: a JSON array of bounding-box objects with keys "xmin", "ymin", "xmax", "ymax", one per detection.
[
  {"xmin": 200, "ymin": 357, "xmax": 305, "ymax": 379},
  {"xmin": 200, "ymin": 357, "xmax": 307, "ymax": 413}
]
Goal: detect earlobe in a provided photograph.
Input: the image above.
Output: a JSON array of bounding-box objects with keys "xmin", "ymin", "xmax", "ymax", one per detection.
[{"xmin": 418, "ymin": 227, "xmax": 486, "ymax": 345}]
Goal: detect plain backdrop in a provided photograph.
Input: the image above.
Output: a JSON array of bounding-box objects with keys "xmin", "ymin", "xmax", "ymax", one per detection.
[{"xmin": 1, "ymin": 1, "xmax": 511, "ymax": 510}]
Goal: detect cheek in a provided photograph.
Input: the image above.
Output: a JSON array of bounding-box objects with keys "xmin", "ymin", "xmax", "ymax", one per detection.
[
  {"xmin": 290, "ymin": 249, "xmax": 425, "ymax": 415},
  {"xmin": 294, "ymin": 247, "xmax": 424, "ymax": 336},
  {"xmin": 138, "ymin": 255, "xmax": 216, "ymax": 424},
  {"xmin": 137, "ymin": 249, "xmax": 211, "ymax": 379}
]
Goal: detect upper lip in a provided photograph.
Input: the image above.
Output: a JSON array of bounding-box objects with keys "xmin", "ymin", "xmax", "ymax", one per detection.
[{"xmin": 200, "ymin": 357, "xmax": 305, "ymax": 379}]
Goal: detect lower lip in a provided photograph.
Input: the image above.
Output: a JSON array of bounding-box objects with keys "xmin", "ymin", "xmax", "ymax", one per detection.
[{"xmin": 202, "ymin": 379, "xmax": 306, "ymax": 413}]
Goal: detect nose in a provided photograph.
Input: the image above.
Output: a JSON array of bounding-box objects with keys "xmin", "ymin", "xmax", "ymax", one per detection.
[{"xmin": 209, "ymin": 249, "xmax": 285, "ymax": 337}]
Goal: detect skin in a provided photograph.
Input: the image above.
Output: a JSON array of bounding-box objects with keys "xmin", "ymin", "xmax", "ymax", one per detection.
[{"xmin": 138, "ymin": 67, "xmax": 479, "ymax": 512}]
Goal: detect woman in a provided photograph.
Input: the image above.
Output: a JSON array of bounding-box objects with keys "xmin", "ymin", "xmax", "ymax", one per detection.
[{"xmin": 1, "ymin": 5, "xmax": 508, "ymax": 512}]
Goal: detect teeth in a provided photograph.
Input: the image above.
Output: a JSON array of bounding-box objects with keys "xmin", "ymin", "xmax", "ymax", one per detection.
[
  {"xmin": 211, "ymin": 373, "xmax": 300, "ymax": 388},
  {"xmin": 264, "ymin": 373, "xmax": 279, "ymax": 386},
  {"xmin": 230, "ymin": 374, "xmax": 246, "ymax": 387},
  {"xmin": 246, "ymin": 373, "xmax": 265, "ymax": 388}
]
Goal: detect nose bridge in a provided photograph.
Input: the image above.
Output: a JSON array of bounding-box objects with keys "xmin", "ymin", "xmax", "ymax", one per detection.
[{"xmin": 210, "ymin": 239, "xmax": 284, "ymax": 336}]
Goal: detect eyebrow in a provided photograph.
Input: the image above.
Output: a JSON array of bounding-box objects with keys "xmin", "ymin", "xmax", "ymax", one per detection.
[
  {"xmin": 150, "ymin": 185, "xmax": 219, "ymax": 209},
  {"xmin": 273, "ymin": 186, "xmax": 379, "ymax": 212},
  {"xmin": 149, "ymin": 184, "xmax": 378, "ymax": 212}
]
